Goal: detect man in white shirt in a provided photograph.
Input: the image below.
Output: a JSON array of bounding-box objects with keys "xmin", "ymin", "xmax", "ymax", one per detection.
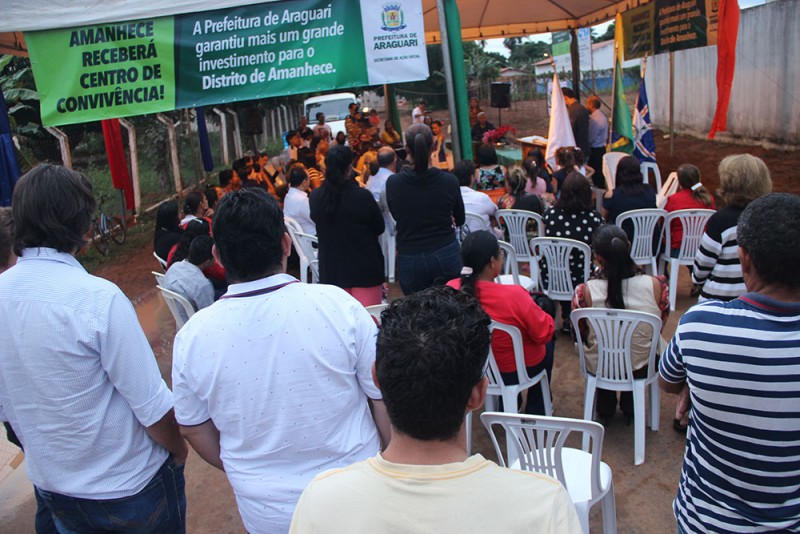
[
  {"xmin": 367, "ymin": 147, "xmax": 396, "ymax": 235},
  {"xmin": 290, "ymin": 286, "xmax": 581, "ymax": 533},
  {"xmin": 173, "ymin": 188, "xmax": 391, "ymax": 533},
  {"xmin": 0, "ymin": 164, "xmax": 188, "ymax": 533},
  {"xmin": 586, "ymin": 95, "xmax": 609, "ymax": 187},
  {"xmin": 163, "ymin": 235, "xmax": 215, "ymax": 317},
  {"xmin": 283, "ymin": 165, "xmax": 316, "ymax": 235},
  {"xmin": 411, "ymin": 100, "xmax": 427, "ymax": 124},
  {"xmin": 281, "ymin": 130, "xmax": 303, "ymax": 166},
  {"xmin": 312, "ymin": 112, "xmax": 332, "ymax": 143},
  {"xmin": 452, "ymin": 159, "xmax": 502, "ymax": 238}
]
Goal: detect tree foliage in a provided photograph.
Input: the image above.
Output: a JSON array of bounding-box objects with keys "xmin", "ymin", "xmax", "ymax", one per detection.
[
  {"xmin": 504, "ymin": 38, "xmax": 550, "ymax": 69},
  {"xmin": 593, "ymin": 23, "xmax": 615, "ymax": 43}
]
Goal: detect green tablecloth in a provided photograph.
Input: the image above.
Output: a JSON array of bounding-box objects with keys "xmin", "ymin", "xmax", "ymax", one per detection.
[{"xmin": 495, "ymin": 146, "xmax": 523, "ymax": 168}]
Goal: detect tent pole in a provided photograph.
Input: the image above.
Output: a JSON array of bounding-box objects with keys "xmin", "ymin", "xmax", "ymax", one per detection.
[
  {"xmin": 607, "ymin": 44, "xmax": 618, "ymax": 149},
  {"xmin": 669, "ymin": 51, "xmax": 675, "ymax": 157},
  {"xmin": 570, "ymin": 28, "xmax": 580, "ymax": 101},
  {"xmin": 437, "ymin": 0, "xmax": 472, "ymax": 161}
]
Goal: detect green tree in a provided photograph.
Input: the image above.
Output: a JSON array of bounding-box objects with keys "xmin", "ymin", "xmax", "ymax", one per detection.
[
  {"xmin": 593, "ymin": 23, "xmax": 615, "ymax": 43},
  {"xmin": 507, "ymin": 40, "xmax": 550, "ymax": 69}
]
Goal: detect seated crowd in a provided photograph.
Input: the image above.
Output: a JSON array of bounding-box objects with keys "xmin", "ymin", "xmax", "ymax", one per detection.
[{"xmin": 1, "ymin": 113, "xmax": 797, "ymax": 534}]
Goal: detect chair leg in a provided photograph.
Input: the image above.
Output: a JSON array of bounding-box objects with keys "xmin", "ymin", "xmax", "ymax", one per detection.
[
  {"xmin": 634, "ymin": 383, "xmax": 647, "ymax": 465},
  {"xmin": 582, "ymin": 378, "xmax": 597, "ymax": 451},
  {"xmin": 503, "ymin": 390, "xmax": 520, "ymax": 414},
  {"xmin": 529, "ymin": 260, "xmax": 540, "ymax": 292},
  {"xmin": 388, "ymin": 238, "xmax": 396, "ymax": 283},
  {"xmin": 465, "ymin": 411, "xmax": 472, "ymax": 456},
  {"xmin": 300, "ymin": 258, "xmax": 308, "ymax": 284},
  {"xmin": 540, "ymin": 374, "xmax": 554, "ymax": 416},
  {"xmin": 485, "ymin": 394, "xmax": 497, "ymax": 412},
  {"xmin": 601, "ymin": 481, "xmax": 618, "ymax": 534},
  {"xmin": 669, "ymin": 259, "xmax": 678, "ymax": 311},
  {"xmin": 649, "ymin": 381, "xmax": 660, "ymax": 431},
  {"xmin": 650, "ymin": 258, "xmax": 658, "ymax": 276},
  {"xmin": 574, "ymin": 501, "xmax": 590, "ymax": 534}
]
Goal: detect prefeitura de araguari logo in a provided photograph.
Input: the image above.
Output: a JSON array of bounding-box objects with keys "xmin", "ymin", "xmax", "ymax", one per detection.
[{"xmin": 381, "ymin": 3, "xmax": 406, "ymax": 31}]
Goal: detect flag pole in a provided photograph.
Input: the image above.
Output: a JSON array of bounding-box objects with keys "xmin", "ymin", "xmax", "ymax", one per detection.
[{"xmin": 607, "ymin": 42, "xmax": 618, "ymax": 149}]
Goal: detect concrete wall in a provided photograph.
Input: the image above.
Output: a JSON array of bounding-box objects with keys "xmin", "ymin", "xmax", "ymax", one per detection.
[{"xmin": 645, "ymin": 0, "xmax": 800, "ymax": 145}]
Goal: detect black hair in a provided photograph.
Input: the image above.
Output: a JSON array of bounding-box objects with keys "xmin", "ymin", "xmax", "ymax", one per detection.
[
  {"xmin": 477, "ymin": 144, "xmax": 499, "ymax": 166},
  {"xmin": 12, "ymin": 164, "xmax": 95, "ymax": 256},
  {"xmin": 319, "ymin": 145, "xmax": 353, "ymax": 220},
  {"xmin": 555, "ymin": 172, "xmax": 593, "ymax": 213},
  {"xmin": 453, "ymin": 159, "xmax": 476, "ymax": 187},
  {"xmin": 561, "ymin": 87, "xmax": 576, "ymax": 100},
  {"xmin": 170, "ymin": 218, "xmax": 210, "ymax": 266},
  {"xmin": 297, "ymin": 147, "xmax": 318, "ymax": 169},
  {"xmin": 183, "ymin": 191, "xmax": 205, "ymax": 216},
  {"xmin": 376, "ymin": 286, "xmax": 491, "ymax": 441},
  {"xmin": 219, "ymin": 169, "xmax": 234, "ymax": 188},
  {"xmin": 204, "ymin": 187, "xmax": 219, "ymax": 210},
  {"xmin": 0, "ymin": 208, "xmax": 13, "ymax": 269},
  {"xmin": 615, "ymin": 156, "xmax": 648, "ymax": 195},
  {"xmin": 592, "ymin": 224, "xmax": 640, "ymax": 309},
  {"xmin": 405, "ymin": 123, "xmax": 433, "ymax": 175},
  {"xmin": 526, "ymin": 148, "xmax": 549, "ymax": 177},
  {"xmin": 555, "ymin": 146, "xmax": 576, "ymax": 168},
  {"xmin": 288, "ymin": 164, "xmax": 308, "ymax": 188},
  {"xmin": 285, "ymin": 130, "xmax": 299, "ymax": 142},
  {"xmin": 213, "ymin": 188, "xmax": 285, "ymax": 282},
  {"xmin": 188, "ymin": 235, "xmax": 214, "ymax": 265},
  {"xmin": 155, "ymin": 200, "xmax": 180, "ymax": 232},
  {"xmin": 459, "ymin": 231, "xmax": 501, "ymax": 299},
  {"xmin": 738, "ymin": 193, "xmax": 800, "ymax": 288}
]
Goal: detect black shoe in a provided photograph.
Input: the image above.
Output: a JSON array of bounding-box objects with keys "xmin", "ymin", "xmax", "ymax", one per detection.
[{"xmin": 560, "ymin": 323, "xmax": 571, "ymax": 335}]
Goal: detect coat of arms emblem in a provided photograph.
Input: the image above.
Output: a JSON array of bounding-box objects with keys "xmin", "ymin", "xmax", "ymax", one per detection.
[{"xmin": 381, "ymin": 3, "xmax": 406, "ymax": 31}]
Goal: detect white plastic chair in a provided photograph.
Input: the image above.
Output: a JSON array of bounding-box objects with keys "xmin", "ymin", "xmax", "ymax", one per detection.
[
  {"xmin": 571, "ymin": 308, "xmax": 661, "ymax": 466},
  {"xmin": 295, "ymin": 232, "xmax": 320, "ymax": 283},
  {"xmin": 485, "ymin": 321, "xmax": 553, "ymax": 417},
  {"xmin": 530, "ymin": 237, "xmax": 592, "ymax": 302},
  {"xmin": 495, "ymin": 240, "xmax": 535, "ymax": 292},
  {"xmin": 481, "ymin": 412, "xmax": 617, "ymax": 534},
  {"xmin": 601, "ymin": 152, "xmax": 626, "ymax": 190},
  {"xmin": 285, "ymin": 217, "xmax": 318, "ymax": 283},
  {"xmin": 153, "ymin": 252, "xmax": 168, "ymax": 271},
  {"xmin": 460, "ymin": 211, "xmax": 490, "ymax": 241},
  {"xmin": 657, "ymin": 209, "xmax": 715, "ymax": 311},
  {"xmin": 152, "ymin": 271, "xmax": 165, "ymax": 286},
  {"xmin": 640, "ymin": 161, "xmax": 662, "ymax": 192},
  {"xmin": 364, "ymin": 303, "xmax": 388, "ymax": 324},
  {"xmin": 496, "ymin": 209, "xmax": 544, "ymax": 290},
  {"xmin": 380, "ymin": 231, "xmax": 396, "ymax": 283},
  {"xmin": 616, "ymin": 209, "xmax": 667, "ymax": 274},
  {"xmin": 157, "ymin": 286, "xmax": 196, "ymax": 330}
]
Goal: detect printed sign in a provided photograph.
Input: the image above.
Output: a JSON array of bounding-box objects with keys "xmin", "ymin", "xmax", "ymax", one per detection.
[{"xmin": 26, "ymin": 0, "xmax": 429, "ymax": 126}]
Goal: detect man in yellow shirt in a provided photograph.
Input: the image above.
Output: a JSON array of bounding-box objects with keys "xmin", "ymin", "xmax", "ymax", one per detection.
[{"xmin": 290, "ymin": 286, "xmax": 581, "ymax": 533}]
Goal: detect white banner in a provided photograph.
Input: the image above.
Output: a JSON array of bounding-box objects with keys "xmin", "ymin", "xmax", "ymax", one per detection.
[
  {"xmin": 360, "ymin": 0, "xmax": 429, "ymax": 85},
  {"xmin": 577, "ymin": 27, "xmax": 593, "ymax": 72}
]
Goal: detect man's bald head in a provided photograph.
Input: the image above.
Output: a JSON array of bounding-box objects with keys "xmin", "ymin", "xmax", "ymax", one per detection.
[{"xmin": 377, "ymin": 146, "xmax": 396, "ymax": 169}]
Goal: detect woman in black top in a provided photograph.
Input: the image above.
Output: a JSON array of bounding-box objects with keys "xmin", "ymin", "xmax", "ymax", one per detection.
[
  {"xmin": 387, "ymin": 124, "xmax": 465, "ymax": 295},
  {"xmin": 602, "ymin": 155, "xmax": 656, "ymax": 226},
  {"xmin": 309, "ymin": 145, "xmax": 385, "ymax": 306},
  {"xmin": 153, "ymin": 200, "xmax": 182, "ymax": 262}
]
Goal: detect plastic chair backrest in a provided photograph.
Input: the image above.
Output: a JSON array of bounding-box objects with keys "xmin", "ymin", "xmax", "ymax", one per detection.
[
  {"xmin": 602, "ymin": 152, "xmax": 626, "ymax": 189},
  {"xmin": 461, "ymin": 211, "xmax": 490, "ymax": 241},
  {"xmin": 365, "ymin": 304, "xmax": 387, "ymax": 324},
  {"xmin": 530, "ymin": 237, "xmax": 591, "ymax": 301},
  {"xmin": 571, "ymin": 308, "xmax": 661, "ymax": 385},
  {"xmin": 496, "ymin": 209, "xmax": 544, "ymax": 262},
  {"xmin": 663, "ymin": 209, "xmax": 715, "ymax": 262},
  {"xmin": 616, "ymin": 209, "xmax": 667, "ymax": 266},
  {"xmin": 152, "ymin": 271, "xmax": 165, "ymax": 286},
  {"xmin": 295, "ymin": 232, "xmax": 319, "ymax": 282},
  {"xmin": 481, "ymin": 412, "xmax": 605, "ymax": 500},
  {"xmin": 495, "ymin": 240, "xmax": 521, "ymax": 286},
  {"xmin": 284, "ymin": 216, "xmax": 303, "ymax": 235},
  {"xmin": 157, "ymin": 286, "xmax": 196, "ymax": 330},
  {"xmin": 488, "ymin": 321, "xmax": 532, "ymax": 387},
  {"xmin": 153, "ymin": 252, "xmax": 168, "ymax": 271},
  {"xmin": 640, "ymin": 161, "xmax": 662, "ymax": 191}
]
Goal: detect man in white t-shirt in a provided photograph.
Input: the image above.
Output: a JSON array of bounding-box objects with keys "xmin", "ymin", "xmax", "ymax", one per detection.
[
  {"xmin": 367, "ymin": 147, "xmax": 396, "ymax": 235},
  {"xmin": 283, "ymin": 165, "xmax": 316, "ymax": 235},
  {"xmin": 173, "ymin": 188, "xmax": 390, "ymax": 534},
  {"xmin": 312, "ymin": 112, "xmax": 332, "ymax": 143},
  {"xmin": 452, "ymin": 159, "xmax": 503, "ymax": 238},
  {"xmin": 411, "ymin": 100, "xmax": 427, "ymax": 124},
  {"xmin": 290, "ymin": 286, "xmax": 581, "ymax": 533}
]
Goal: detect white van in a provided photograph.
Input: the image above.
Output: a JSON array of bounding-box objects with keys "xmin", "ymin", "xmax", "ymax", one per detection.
[{"xmin": 303, "ymin": 92, "xmax": 358, "ymax": 143}]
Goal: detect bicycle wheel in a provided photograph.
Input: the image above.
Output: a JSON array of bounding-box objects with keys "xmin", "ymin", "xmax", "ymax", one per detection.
[
  {"xmin": 91, "ymin": 221, "xmax": 110, "ymax": 256},
  {"xmin": 110, "ymin": 216, "xmax": 127, "ymax": 244}
]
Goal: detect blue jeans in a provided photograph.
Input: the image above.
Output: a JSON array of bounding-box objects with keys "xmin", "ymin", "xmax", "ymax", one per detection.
[
  {"xmin": 396, "ymin": 239, "xmax": 462, "ymax": 295},
  {"xmin": 36, "ymin": 456, "xmax": 186, "ymax": 534}
]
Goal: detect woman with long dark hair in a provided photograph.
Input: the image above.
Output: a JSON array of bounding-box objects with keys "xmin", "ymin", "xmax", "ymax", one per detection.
[
  {"xmin": 180, "ymin": 190, "xmax": 212, "ymax": 228},
  {"xmin": 310, "ymin": 145, "xmax": 385, "ymax": 306},
  {"xmin": 446, "ymin": 231, "xmax": 555, "ymax": 414},
  {"xmin": 572, "ymin": 224, "xmax": 669, "ymax": 423},
  {"xmin": 154, "ymin": 200, "xmax": 182, "ymax": 261},
  {"xmin": 601, "ymin": 155, "xmax": 656, "ymax": 224},
  {"xmin": 543, "ymin": 172, "xmax": 604, "ymax": 333},
  {"xmin": 664, "ymin": 163, "xmax": 716, "ymax": 256},
  {"xmin": 386, "ymin": 123, "xmax": 465, "ymax": 295}
]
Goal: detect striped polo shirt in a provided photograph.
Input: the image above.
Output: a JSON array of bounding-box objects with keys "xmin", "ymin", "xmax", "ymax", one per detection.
[
  {"xmin": 660, "ymin": 294, "xmax": 800, "ymax": 533},
  {"xmin": 692, "ymin": 206, "xmax": 745, "ymax": 302}
]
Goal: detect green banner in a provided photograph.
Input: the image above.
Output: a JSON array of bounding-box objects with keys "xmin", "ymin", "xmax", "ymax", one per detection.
[
  {"xmin": 551, "ymin": 31, "xmax": 571, "ymax": 57},
  {"xmin": 26, "ymin": 0, "xmax": 429, "ymax": 126}
]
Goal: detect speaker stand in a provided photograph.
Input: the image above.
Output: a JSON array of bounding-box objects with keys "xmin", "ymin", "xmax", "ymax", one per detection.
[{"xmin": 497, "ymin": 107, "xmax": 502, "ymax": 127}]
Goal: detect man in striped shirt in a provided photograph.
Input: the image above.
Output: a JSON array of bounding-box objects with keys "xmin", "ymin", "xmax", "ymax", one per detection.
[{"xmin": 660, "ymin": 193, "xmax": 800, "ymax": 533}]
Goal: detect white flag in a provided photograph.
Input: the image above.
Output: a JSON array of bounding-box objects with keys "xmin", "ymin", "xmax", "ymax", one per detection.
[{"xmin": 545, "ymin": 73, "xmax": 576, "ymax": 169}]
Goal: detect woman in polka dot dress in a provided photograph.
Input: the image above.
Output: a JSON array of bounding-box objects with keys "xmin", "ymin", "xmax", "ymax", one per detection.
[{"xmin": 543, "ymin": 172, "xmax": 603, "ymax": 333}]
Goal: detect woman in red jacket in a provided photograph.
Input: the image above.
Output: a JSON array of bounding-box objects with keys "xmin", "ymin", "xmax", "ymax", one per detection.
[{"xmin": 447, "ymin": 231, "xmax": 555, "ymax": 414}]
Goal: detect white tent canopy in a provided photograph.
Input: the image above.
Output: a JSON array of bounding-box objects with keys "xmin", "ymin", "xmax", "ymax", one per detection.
[{"xmin": 1, "ymin": 0, "xmax": 642, "ymax": 55}]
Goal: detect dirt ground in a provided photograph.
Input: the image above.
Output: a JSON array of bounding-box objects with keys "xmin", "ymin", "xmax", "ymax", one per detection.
[{"xmin": 1, "ymin": 98, "xmax": 798, "ymax": 533}]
